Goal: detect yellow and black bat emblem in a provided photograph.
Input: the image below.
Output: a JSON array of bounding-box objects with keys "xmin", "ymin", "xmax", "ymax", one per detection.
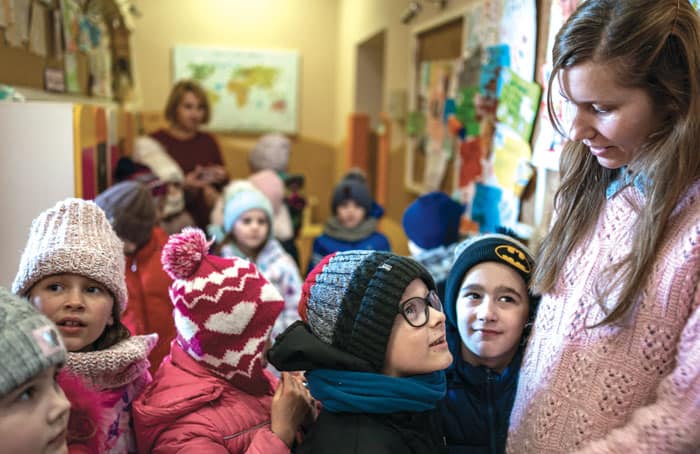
[{"xmin": 494, "ymin": 244, "xmax": 531, "ymax": 274}]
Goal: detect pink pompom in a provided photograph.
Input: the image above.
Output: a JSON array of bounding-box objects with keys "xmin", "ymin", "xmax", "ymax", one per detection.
[{"xmin": 161, "ymin": 227, "xmax": 212, "ymax": 279}]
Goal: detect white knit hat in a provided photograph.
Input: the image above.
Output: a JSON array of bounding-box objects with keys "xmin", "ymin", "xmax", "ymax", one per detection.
[
  {"xmin": 248, "ymin": 133, "xmax": 291, "ymax": 172},
  {"xmin": 132, "ymin": 136, "xmax": 184, "ymax": 183},
  {"xmin": 12, "ymin": 198, "xmax": 128, "ymax": 313}
]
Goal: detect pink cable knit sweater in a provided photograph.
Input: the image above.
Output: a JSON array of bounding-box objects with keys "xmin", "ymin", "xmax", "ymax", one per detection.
[{"xmin": 507, "ymin": 182, "xmax": 700, "ymax": 453}]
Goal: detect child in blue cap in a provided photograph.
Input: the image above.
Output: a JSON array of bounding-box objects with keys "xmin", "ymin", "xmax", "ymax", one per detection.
[{"xmin": 438, "ymin": 234, "xmax": 539, "ymax": 453}]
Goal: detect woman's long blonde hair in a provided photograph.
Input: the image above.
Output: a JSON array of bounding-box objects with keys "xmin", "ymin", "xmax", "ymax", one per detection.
[{"xmin": 535, "ymin": 0, "xmax": 700, "ymax": 326}]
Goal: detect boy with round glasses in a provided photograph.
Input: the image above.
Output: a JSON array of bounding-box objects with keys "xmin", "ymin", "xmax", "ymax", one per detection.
[
  {"xmin": 268, "ymin": 250, "xmax": 453, "ymax": 453},
  {"xmin": 438, "ymin": 234, "xmax": 539, "ymax": 453}
]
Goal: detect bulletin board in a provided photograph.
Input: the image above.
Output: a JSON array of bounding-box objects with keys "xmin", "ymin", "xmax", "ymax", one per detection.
[
  {"xmin": 405, "ymin": 15, "xmax": 463, "ymax": 195},
  {"xmin": 0, "ymin": 0, "xmax": 90, "ymax": 93},
  {"xmin": 0, "ymin": 0, "xmax": 134, "ymax": 100},
  {"xmin": 405, "ymin": 0, "xmax": 541, "ymax": 237}
]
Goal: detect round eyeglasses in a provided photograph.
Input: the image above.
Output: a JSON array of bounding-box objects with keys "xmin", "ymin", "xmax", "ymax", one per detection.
[{"xmin": 399, "ymin": 290, "xmax": 443, "ymax": 327}]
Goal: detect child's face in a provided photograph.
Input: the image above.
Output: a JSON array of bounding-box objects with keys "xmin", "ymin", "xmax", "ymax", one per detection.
[
  {"xmin": 29, "ymin": 274, "xmax": 115, "ymax": 352},
  {"xmin": 0, "ymin": 366, "xmax": 70, "ymax": 454},
  {"xmin": 383, "ymin": 279, "xmax": 453, "ymax": 377},
  {"xmin": 336, "ymin": 200, "xmax": 366, "ymax": 230},
  {"xmin": 456, "ymin": 262, "xmax": 529, "ymax": 372},
  {"xmin": 233, "ymin": 209, "xmax": 269, "ymax": 253}
]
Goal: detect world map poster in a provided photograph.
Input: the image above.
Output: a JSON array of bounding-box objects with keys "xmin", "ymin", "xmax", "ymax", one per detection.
[{"xmin": 173, "ymin": 46, "xmax": 299, "ymax": 133}]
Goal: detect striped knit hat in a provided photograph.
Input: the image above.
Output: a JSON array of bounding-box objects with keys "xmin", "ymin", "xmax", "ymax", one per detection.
[
  {"xmin": 161, "ymin": 228, "xmax": 284, "ymax": 386},
  {"xmin": 12, "ymin": 198, "xmax": 127, "ymax": 313},
  {"xmin": 299, "ymin": 250, "xmax": 435, "ymax": 371}
]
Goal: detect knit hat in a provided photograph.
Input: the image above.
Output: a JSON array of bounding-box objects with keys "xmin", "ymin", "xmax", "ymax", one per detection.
[
  {"xmin": 299, "ymin": 250, "xmax": 435, "ymax": 372},
  {"xmin": 249, "ymin": 170, "xmax": 284, "ymax": 214},
  {"xmin": 95, "ymin": 181, "xmax": 157, "ymax": 248},
  {"xmin": 331, "ymin": 172, "xmax": 373, "ymax": 215},
  {"xmin": 402, "ymin": 192, "xmax": 465, "ymax": 250},
  {"xmin": 12, "ymin": 198, "xmax": 128, "ymax": 313},
  {"xmin": 248, "ymin": 133, "xmax": 291, "ymax": 172},
  {"xmin": 0, "ymin": 287, "xmax": 66, "ymax": 396},
  {"xmin": 222, "ymin": 180, "xmax": 274, "ymax": 238},
  {"xmin": 249, "ymin": 169, "xmax": 294, "ymax": 241},
  {"xmin": 161, "ymin": 228, "xmax": 284, "ymax": 384},
  {"xmin": 132, "ymin": 136, "xmax": 184, "ymax": 183},
  {"xmin": 443, "ymin": 233, "xmax": 536, "ymax": 328}
]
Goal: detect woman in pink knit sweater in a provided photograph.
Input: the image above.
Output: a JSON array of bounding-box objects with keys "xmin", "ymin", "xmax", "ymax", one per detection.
[{"xmin": 508, "ymin": 1, "xmax": 700, "ymax": 453}]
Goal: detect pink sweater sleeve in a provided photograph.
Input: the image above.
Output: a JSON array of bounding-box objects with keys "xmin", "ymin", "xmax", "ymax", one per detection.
[{"xmin": 574, "ymin": 295, "xmax": 700, "ymax": 453}]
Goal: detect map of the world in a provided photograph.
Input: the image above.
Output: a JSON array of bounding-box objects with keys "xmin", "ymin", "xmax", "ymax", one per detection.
[{"xmin": 173, "ymin": 46, "xmax": 299, "ymax": 133}]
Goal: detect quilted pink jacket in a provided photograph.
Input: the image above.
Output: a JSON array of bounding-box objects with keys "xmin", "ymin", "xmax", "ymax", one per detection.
[{"xmin": 132, "ymin": 343, "xmax": 289, "ymax": 454}]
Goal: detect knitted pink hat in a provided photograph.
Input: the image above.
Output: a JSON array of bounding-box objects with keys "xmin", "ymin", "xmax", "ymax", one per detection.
[
  {"xmin": 248, "ymin": 169, "xmax": 284, "ymax": 214},
  {"xmin": 12, "ymin": 198, "xmax": 128, "ymax": 313},
  {"xmin": 161, "ymin": 228, "xmax": 284, "ymax": 385}
]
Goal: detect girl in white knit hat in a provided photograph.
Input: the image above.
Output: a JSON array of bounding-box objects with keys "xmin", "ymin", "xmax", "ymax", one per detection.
[{"xmin": 13, "ymin": 198, "xmax": 157, "ymax": 454}]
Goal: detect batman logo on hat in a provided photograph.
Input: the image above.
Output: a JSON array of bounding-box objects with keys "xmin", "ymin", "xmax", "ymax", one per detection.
[{"xmin": 495, "ymin": 245, "xmax": 531, "ymax": 274}]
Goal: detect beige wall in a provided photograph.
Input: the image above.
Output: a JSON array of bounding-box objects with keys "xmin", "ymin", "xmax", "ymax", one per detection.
[
  {"xmin": 132, "ymin": 0, "xmax": 340, "ymax": 143},
  {"xmin": 336, "ymin": 0, "xmax": 476, "ymax": 148},
  {"xmin": 132, "ymin": 0, "xmax": 484, "ymax": 254},
  {"xmin": 336, "ymin": 0, "xmax": 477, "ymax": 253}
]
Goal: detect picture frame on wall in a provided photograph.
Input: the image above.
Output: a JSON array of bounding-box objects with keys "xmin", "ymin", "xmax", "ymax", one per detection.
[
  {"xmin": 44, "ymin": 67, "xmax": 66, "ymax": 93},
  {"xmin": 172, "ymin": 45, "xmax": 300, "ymax": 134}
]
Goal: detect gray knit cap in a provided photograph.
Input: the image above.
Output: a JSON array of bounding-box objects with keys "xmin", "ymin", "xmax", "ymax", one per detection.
[
  {"xmin": 331, "ymin": 173, "xmax": 373, "ymax": 215},
  {"xmin": 95, "ymin": 181, "xmax": 157, "ymax": 248},
  {"xmin": 299, "ymin": 250, "xmax": 436, "ymax": 371},
  {"xmin": 0, "ymin": 287, "xmax": 66, "ymax": 396},
  {"xmin": 248, "ymin": 133, "xmax": 291, "ymax": 172},
  {"xmin": 12, "ymin": 198, "xmax": 128, "ymax": 313}
]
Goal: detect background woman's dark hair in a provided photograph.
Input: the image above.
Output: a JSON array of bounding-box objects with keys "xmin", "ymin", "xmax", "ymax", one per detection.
[{"xmin": 535, "ymin": 0, "xmax": 700, "ymax": 326}]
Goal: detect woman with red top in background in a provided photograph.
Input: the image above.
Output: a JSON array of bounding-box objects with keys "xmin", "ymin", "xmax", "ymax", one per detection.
[{"xmin": 151, "ymin": 80, "xmax": 228, "ymax": 230}]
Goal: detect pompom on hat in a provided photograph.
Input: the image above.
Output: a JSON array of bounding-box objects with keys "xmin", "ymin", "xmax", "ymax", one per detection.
[
  {"xmin": 0, "ymin": 287, "xmax": 66, "ymax": 397},
  {"xmin": 161, "ymin": 228, "xmax": 284, "ymax": 386},
  {"xmin": 12, "ymin": 198, "xmax": 128, "ymax": 313},
  {"xmin": 402, "ymin": 192, "xmax": 464, "ymax": 250}
]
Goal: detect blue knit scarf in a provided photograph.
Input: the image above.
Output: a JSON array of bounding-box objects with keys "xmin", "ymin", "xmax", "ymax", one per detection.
[{"xmin": 306, "ymin": 369, "xmax": 446, "ymax": 414}]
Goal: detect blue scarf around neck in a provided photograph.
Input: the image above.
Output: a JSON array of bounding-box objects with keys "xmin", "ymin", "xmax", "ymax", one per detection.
[{"xmin": 306, "ymin": 369, "xmax": 446, "ymax": 414}]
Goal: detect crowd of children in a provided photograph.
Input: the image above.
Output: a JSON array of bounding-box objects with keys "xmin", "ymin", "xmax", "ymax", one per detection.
[{"xmin": 2, "ymin": 1, "xmax": 700, "ymax": 452}]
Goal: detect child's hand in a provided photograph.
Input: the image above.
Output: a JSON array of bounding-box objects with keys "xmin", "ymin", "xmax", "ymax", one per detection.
[{"xmin": 271, "ymin": 372, "xmax": 314, "ymax": 447}]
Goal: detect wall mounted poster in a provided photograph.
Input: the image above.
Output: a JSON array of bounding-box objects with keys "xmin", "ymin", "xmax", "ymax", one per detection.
[{"xmin": 173, "ymin": 46, "xmax": 299, "ymax": 133}]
